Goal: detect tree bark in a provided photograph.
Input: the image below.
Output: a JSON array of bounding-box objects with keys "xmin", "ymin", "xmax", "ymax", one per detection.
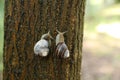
[{"xmin": 3, "ymin": 0, "xmax": 85, "ymax": 80}]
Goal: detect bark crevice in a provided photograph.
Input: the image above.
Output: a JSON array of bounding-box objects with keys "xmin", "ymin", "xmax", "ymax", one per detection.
[{"xmin": 3, "ymin": 0, "xmax": 85, "ymax": 80}]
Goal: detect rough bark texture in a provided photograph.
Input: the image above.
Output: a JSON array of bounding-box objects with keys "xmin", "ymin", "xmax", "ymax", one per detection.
[{"xmin": 3, "ymin": 0, "xmax": 85, "ymax": 80}]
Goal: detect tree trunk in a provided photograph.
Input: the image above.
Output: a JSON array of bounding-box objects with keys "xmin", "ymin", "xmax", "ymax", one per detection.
[{"xmin": 3, "ymin": 0, "xmax": 85, "ymax": 80}]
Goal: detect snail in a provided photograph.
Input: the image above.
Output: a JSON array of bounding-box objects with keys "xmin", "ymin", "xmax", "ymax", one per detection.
[
  {"xmin": 55, "ymin": 29, "xmax": 70, "ymax": 58},
  {"xmin": 34, "ymin": 31, "xmax": 53, "ymax": 57}
]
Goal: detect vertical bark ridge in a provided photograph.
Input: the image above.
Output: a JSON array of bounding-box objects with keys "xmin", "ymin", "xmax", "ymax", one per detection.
[{"xmin": 4, "ymin": 0, "xmax": 85, "ymax": 80}]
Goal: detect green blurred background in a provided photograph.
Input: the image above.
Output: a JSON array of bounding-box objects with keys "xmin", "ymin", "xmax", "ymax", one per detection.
[
  {"xmin": 0, "ymin": 0, "xmax": 120, "ymax": 80},
  {"xmin": 0, "ymin": 0, "xmax": 4, "ymax": 79},
  {"xmin": 0, "ymin": 0, "xmax": 4, "ymax": 71},
  {"xmin": 82, "ymin": 0, "xmax": 120, "ymax": 80}
]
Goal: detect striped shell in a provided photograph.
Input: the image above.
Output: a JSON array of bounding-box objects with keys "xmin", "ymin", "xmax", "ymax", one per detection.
[{"xmin": 55, "ymin": 42, "xmax": 70, "ymax": 58}]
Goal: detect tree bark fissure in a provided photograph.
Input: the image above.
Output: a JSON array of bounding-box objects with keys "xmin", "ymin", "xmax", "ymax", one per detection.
[{"xmin": 4, "ymin": 0, "xmax": 85, "ymax": 80}]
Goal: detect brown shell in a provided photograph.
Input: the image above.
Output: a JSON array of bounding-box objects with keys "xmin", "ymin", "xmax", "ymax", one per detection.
[{"xmin": 55, "ymin": 42, "xmax": 68, "ymax": 58}]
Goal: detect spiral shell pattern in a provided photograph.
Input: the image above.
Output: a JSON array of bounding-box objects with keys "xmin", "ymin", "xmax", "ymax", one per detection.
[{"xmin": 55, "ymin": 42, "xmax": 70, "ymax": 58}]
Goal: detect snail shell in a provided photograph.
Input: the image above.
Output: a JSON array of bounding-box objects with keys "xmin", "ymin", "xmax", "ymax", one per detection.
[
  {"xmin": 34, "ymin": 39, "xmax": 49, "ymax": 57},
  {"xmin": 55, "ymin": 42, "xmax": 70, "ymax": 58},
  {"xmin": 34, "ymin": 31, "xmax": 53, "ymax": 57},
  {"xmin": 55, "ymin": 29, "xmax": 70, "ymax": 58}
]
